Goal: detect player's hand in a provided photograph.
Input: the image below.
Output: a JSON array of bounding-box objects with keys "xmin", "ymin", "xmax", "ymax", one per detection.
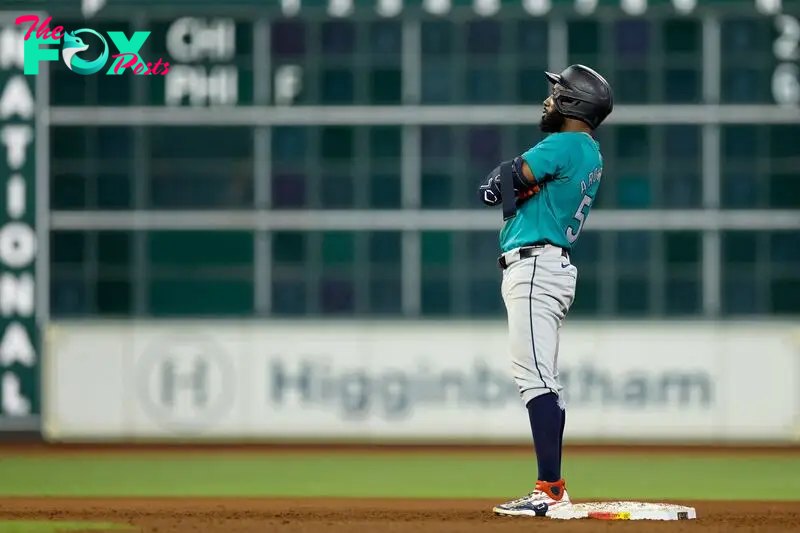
[{"xmin": 515, "ymin": 183, "xmax": 541, "ymax": 206}]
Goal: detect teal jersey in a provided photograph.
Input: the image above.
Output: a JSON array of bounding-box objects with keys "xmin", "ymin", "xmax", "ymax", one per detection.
[{"xmin": 499, "ymin": 132, "xmax": 604, "ymax": 253}]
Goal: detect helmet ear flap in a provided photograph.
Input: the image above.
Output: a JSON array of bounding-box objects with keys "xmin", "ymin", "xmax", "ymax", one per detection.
[
  {"xmin": 555, "ymin": 97, "xmax": 601, "ymax": 129},
  {"xmin": 556, "ymin": 95, "xmax": 577, "ymax": 110},
  {"xmin": 551, "ymin": 95, "xmax": 568, "ymax": 117},
  {"xmin": 553, "ymin": 94, "xmax": 586, "ymax": 125}
]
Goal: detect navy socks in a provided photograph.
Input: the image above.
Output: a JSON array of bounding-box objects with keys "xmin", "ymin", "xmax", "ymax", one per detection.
[
  {"xmin": 526, "ymin": 392, "xmax": 564, "ymax": 483},
  {"xmin": 559, "ymin": 402, "xmax": 566, "ymax": 468}
]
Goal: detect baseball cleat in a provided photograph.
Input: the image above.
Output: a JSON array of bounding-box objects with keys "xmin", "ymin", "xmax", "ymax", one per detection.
[{"xmin": 493, "ymin": 479, "xmax": 571, "ymax": 517}]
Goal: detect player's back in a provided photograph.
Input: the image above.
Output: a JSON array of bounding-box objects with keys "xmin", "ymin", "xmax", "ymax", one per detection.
[{"xmin": 500, "ymin": 132, "xmax": 603, "ymax": 253}]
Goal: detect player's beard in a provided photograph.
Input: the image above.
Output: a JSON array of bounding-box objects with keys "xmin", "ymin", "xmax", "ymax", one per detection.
[{"xmin": 539, "ymin": 108, "xmax": 565, "ymax": 133}]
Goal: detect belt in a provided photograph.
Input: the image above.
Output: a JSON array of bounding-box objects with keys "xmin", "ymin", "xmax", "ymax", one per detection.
[{"xmin": 498, "ymin": 243, "xmax": 568, "ymax": 270}]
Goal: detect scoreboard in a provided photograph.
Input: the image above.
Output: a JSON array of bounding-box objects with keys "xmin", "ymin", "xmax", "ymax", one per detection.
[
  {"xmin": 1, "ymin": 0, "xmax": 798, "ymax": 320},
  {"xmin": 7, "ymin": 0, "xmax": 797, "ymax": 108},
  {"xmin": 0, "ymin": 0, "xmax": 799, "ymax": 316}
]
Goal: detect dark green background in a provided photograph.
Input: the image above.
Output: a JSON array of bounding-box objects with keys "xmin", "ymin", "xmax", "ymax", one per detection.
[
  {"xmin": 6, "ymin": 2, "xmax": 796, "ymax": 318},
  {"xmin": 48, "ymin": 121, "xmax": 800, "ymax": 318}
]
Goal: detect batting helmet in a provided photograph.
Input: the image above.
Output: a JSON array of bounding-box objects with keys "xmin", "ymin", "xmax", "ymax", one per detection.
[{"xmin": 544, "ymin": 64, "xmax": 614, "ymax": 130}]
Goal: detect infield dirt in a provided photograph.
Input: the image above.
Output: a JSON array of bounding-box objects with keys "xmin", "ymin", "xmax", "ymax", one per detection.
[
  {"xmin": 1, "ymin": 497, "xmax": 799, "ymax": 533},
  {"xmin": 1, "ymin": 443, "xmax": 798, "ymax": 533}
]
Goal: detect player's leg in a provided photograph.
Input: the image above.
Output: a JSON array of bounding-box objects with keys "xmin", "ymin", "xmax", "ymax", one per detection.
[
  {"xmin": 494, "ymin": 246, "xmax": 576, "ymax": 517},
  {"xmin": 554, "ymin": 323, "xmax": 568, "ymax": 471},
  {"xmin": 527, "ymin": 249, "xmax": 576, "ymax": 492}
]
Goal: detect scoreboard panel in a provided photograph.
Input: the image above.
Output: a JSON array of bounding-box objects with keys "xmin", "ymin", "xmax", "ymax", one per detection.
[
  {"xmin": 18, "ymin": 0, "xmax": 795, "ymax": 108},
  {"xmin": 5, "ymin": 0, "xmax": 792, "ymax": 15},
  {"xmin": 2, "ymin": 0, "xmax": 800, "ymax": 321},
  {"xmin": 147, "ymin": 18, "xmax": 253, "ymax": 106},
  {"xmin": 721, "ymin": 14, "xmax": 799, "ymax": 104}
]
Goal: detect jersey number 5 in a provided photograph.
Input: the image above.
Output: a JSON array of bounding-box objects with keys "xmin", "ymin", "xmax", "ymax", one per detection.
[{"xmin": 566, "ymin": 195, "xmax": 593, "ymax": 244}]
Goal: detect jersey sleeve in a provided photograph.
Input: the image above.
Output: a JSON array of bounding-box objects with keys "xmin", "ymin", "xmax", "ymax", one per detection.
[{"xmin": 520, "ymin": 135, "xmax": 567, "ymax": 183}]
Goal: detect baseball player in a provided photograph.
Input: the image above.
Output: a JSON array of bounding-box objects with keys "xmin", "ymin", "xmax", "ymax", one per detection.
[{"xmin": 477, "ymin": 64, "xmax": 613, "ymax": 517}]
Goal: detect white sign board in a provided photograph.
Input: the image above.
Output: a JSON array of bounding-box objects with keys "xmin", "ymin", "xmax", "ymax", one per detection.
[{"xmin": 42, "ymin": 320, "xmax": 800, "ymax": 443}]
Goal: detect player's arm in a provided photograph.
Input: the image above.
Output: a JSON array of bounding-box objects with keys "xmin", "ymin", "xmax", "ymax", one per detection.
[
  {"xmin": 477, "ymin": 157, "xmax": 540, "ymax": 207},
  {"xmin": 514, "ymin": 159, "xmax": 540, "ymax": 203},
  {"xmin": 515, "ymin": 136, "xmax": 566, "ymax": 204},
  {"xmin": 518, "ymin": 159, "xmax": 536, "ymax": 183},
  {"xmin": 520, "ymin": 135, "xmax": 564, "ymax": 185}
]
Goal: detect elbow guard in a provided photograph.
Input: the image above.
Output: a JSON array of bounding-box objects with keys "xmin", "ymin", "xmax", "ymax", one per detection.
[
  {"xmin": 511, "ymin": 156, "xmax": 535, "ymax": 192},
  {"xmin": 478, "ymin": 157, "xmax": 536, "ymax": 208},
  {"xmin": 478, "ymin": 165, "xmax": 503, "ymax": 206}
]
